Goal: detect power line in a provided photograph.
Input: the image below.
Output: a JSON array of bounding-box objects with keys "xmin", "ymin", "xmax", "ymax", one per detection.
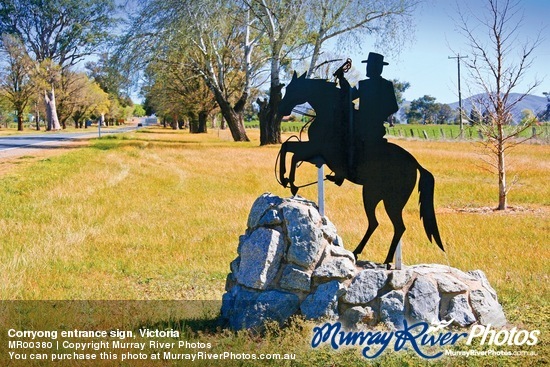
[{"xmin": 448, "ymin": 54, "xmax": 468, "ymax": 139}]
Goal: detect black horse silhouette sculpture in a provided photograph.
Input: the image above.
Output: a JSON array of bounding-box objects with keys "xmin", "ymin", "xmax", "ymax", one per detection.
[{"xmin": 277, "ymin": 68, "xmax": 444, "ymax": 265}]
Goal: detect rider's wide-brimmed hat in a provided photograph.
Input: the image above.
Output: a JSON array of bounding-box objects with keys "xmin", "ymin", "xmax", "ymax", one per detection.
[{"xmin": 361, "ymin": 52, "xmax": 389, "ymax": 66}]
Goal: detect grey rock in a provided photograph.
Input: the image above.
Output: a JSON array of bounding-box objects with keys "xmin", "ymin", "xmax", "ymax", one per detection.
[
  {"xmin": 321, "ymin": 217, "xmax": 338, "ymax": 243},
  {"xmin": 235, "ymin": 227, "xmax": 285, "ymax": 290},
  {"xmin": 247, "ymin": 193, "xmax": 283, "ymax": 229},
  {"xmin": 433, "ymin": 273, "xmax": 468, "ymax": 294},
  {"xmin": 447, "ymin": 268, "xmax": 477, "ymax": 281},
  {"xmin": 222, "ymin": 285, "xmax": 260, "ymax": 329},
  {"xmin": 412, "ymin": 264, "xmax": 450, "ymax": 275},
  {"xmin": 223, "ymin": 194, "xmax": 508, "ymax": 331},
  {"xmin": 237, "ymin": 234, "xmax": 248, "ymax": 255},
  {"xmin": 468, "ymin": 270, "xmax": 498, "ymax": 301},
  {"xmin": 470, "ymin": 288, "xmax": 507, "ymax": 327},
  {"xmin": 226, "ymin": 288, "xmax": 300, "ymax": 330},
  {"xmin": 343, "ymin": 270, "xmax": 388, "ymax": 305},
  {"xmin": 230, "ymin": 257, "xmax": 240, "ymax": 274},
  {"xmin": 329, "ymin": 245, "xmax": 356, "ymax": 262},
  {"xmin": 284, "ymin": 203, "xmax": 324, "ymax": 268},
  {"xmin": 380, "ymin": 290, "xmax": 405, "ymax": 329},
  {"xmin": 300, "ymin": 281, "xmax": 342, "ymax": 320},
  {"xmin": 408, "ymin": 276, "xmax": 440, "ymax": 323},
  {"xmin": 258, "ymin": 209, "xmax": 282, "ymax": 227},
  {"xmin": 340, "ymin": 306, "xmax": 374, "ymax": 329},
  {"xmin": 225, "ymin": 272, "xmax": 237, "ymax": 292},
  {"xmin": 444, "ymin": 294, "xmax": 476, "ymax": 327},
  {"xmin": 389, "ymin": 270, "xmax": 413, "ymax": 289},
  {"xmin": 308, "ymin": 210, "xmax": 323, "ymax": 229},
  {"xmin": 254, "ymin": 290, "xmax": 301, "ymax": 326},
  {"xmin": 312, "ymin": 257, "xmax": 356, "ymax": 281},
  {"xmin": 221, "ymin": 289, "xmax": 234, "ymax": 321},
  {"xmin": 279, "ymin": 265, "xmax": 311, "ymax": 293},
  {"xmin": 360, "ymin": 261, "xmax": 387, "ymax": 270}
]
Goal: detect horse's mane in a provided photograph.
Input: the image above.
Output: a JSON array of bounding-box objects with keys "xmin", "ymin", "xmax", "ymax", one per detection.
[
  {"xmin": 290, "ymin": 78, "xmax": 338, "ymax": 95},
  {"xmin": 298, "ymin": 78, "xmax": 337, "ymax": 87}
]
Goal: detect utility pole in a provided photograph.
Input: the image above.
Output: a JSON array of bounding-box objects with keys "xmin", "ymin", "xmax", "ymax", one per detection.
[{"xmin": 448, "ymin": 54, "xmax": 468, "ymax": 139}]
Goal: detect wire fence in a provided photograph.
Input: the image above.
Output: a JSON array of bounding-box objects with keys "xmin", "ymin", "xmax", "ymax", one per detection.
[{"xmin": 385, "ymin": 124, "xmax": 550, "ymax": 143}]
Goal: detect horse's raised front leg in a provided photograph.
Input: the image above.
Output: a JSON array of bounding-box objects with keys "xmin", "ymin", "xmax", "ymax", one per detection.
[
  {"xmin": 289, "ymin": 153, "xmax": 301, "ymax": 195},
  {"xmin": 282, "ymin": 141, "xmax": 311, "ymax": 195},
  {"xmin": 353, "ymin": 191, "xmax": 381, "ymax": 260},
  {"xmin": 279, "ymin": 142, "xmax": 289, "ymax": 188}
]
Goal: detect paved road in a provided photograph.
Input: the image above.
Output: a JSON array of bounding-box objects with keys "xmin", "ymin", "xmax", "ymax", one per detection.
[{"xmin": 0, "ymin": 126, "xmax": 138, "ymax": 155}]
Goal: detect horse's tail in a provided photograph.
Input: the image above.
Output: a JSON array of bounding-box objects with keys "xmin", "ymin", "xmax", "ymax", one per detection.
[{"xmin": 418, "ymin": 165, "xmax": 445, "ymax": 252}]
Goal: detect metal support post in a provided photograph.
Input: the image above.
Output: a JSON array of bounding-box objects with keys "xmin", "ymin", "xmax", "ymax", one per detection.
[{"xmin": 317, "ymin": 164, "xmax": 325, "ymax": 217}]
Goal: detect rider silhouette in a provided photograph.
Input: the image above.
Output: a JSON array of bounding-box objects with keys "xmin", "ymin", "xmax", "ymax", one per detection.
[{"xmin": 329, "ymin": 52, "xmax": 398, "ymax": 184}]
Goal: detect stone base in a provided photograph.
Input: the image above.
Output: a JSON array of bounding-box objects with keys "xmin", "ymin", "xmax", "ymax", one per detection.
[{"xmin": 221, "ymin": 193, "xmax": 506, "ymax": 331}]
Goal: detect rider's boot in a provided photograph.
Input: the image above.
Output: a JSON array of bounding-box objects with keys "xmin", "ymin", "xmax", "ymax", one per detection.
[
  {"xmin": 326, "ymin": 174, "xmax": 344, "ymax": 186},
  {"xmin": 280, "ymin": 177, "xmax": 289, "ymax": 188}
]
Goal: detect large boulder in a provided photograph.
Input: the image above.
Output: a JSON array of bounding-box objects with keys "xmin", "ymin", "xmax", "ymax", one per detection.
[{"xmin": 221, "ymin": 193, "xmax": 507, "ymax": 330}]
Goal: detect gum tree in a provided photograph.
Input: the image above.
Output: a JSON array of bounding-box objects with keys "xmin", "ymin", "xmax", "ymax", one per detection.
[
  {"xmin": 0, "ymin": 34, "xmax": 35, "ymax": 131},
  {"xmin": 304, "ymin": 0, "xmax": 418, "ymax": 78},
  {"xmin": 248, "ymin": 0, "xmax": 419, "ymax": 145},
  {"xmin": 246, "ymin": 0, "xmax": 307, "ymax": 145},
  {"xmin": 117, "ymin": 0, "xmax": 259, "ymax": 141},
  {"xmin": 0, "ymin": 0, "xmax": 116, "ymax": 130}
]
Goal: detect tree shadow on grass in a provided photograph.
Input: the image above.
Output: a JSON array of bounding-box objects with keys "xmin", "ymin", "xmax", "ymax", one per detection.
[{"xmin": 91, "ymin": 136, "xmax": 203, "ymax": 151}]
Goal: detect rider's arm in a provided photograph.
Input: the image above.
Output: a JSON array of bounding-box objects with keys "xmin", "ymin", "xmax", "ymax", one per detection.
[{"xmin": 337, "ymin": 73, "xmax": 358, "ymax": 99}]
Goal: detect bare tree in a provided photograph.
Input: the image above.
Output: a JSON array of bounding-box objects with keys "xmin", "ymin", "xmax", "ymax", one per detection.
[
  {"xmin": 0, "ymin": 34, "xmax": 35, "ymax": 131},
  {"xmin": 456, "ymin": 0, "xmax": 543, "ymax": 210}
]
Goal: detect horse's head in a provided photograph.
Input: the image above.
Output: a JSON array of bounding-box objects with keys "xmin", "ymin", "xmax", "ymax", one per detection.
[{"xmin": 278, "ymin": 72, "xmax": 309, "ymax": 117}]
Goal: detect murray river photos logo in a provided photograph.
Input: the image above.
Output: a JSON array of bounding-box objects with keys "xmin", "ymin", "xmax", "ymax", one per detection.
[{"xmin": 311, "ymin": 320, "xmax": 540, "ymax": 359}]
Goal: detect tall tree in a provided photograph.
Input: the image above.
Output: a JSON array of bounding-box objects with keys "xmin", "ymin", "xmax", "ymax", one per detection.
[
  {"xmin": 456, "ymin": 0, "xmax": 542, "ymax": 210},
  {"xmin": 469, "ymin": 107, "xmax": 483, "ymax": 126},
  {"xmin": 0, "ymin": 0, "xmax": 116, "ymax": 130},
  {"xmin": 143, "ymin": 52, "xmax": 218, "ymax": 133},
  {"xmin": 304, "ymin": 0, "xmax": 418, "ymax": 78},
  {"xmin": 251, "ymin": 0, "xmax": 419, "ymax": 145},
  {"xmin": 248, "ymin": 0, "xmax": 307, "ymax": 145},
  {"xmin": 406, "ymin": 95, "xmax": 437, "ymax": 124},
  {"xmin": 56, "ymin": 71, "xmax": 89, "ymax": 128},
  {"xmin": 537, "ymin": 92, "xmax": 550, "ymax": 122},
  {"xmin": 71, "ymin": 78, "xmax": 110, "ymax": 128},
  {"xmin": 391, "ymin": 79, "xmax": 411, "ymax": 106},
  {"xmin": 434, "ymin": 103, "xmax": 455, "ymax": 125},
  {"xmin": 0, "ymin": 34, "xmax": 35, "ymax": 131},
  {"xmin": 117, "ymin": 0, "xmax": 258, "ymax": 141}
]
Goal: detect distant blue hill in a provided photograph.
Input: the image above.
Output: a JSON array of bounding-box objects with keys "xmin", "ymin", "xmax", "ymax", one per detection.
[{"xmin": 448, "ymin": 93, "xmax": 547, "ymax": 122}]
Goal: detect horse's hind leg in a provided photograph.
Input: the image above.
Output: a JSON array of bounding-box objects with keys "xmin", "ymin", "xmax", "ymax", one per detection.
[
  {"xmin": 382, "ymin": 198, "xmax": 407, "ymax": 265},
  {"xmin": 353, "ymin": 191, "xmax": 381, "ymax": 260}
]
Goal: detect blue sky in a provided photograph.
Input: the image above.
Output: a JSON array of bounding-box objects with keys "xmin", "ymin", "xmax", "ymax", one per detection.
[{"xmin": 345, "ymin": 0, "xmax": 549, "ymax": 104}]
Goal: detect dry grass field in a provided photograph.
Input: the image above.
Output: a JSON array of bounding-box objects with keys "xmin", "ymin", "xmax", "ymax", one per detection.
[{"xmin": 0, "ymin": 128, "xmax": 547, "ymax": 366}]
